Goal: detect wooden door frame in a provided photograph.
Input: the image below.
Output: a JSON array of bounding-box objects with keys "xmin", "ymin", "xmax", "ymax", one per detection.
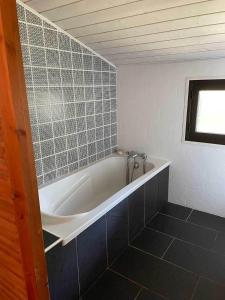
[{"xmin": 0, "ymin": 0, "xmax": 50, "ymax": 299}]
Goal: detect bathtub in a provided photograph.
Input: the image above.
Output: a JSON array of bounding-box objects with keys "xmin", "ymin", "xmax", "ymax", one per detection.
[{"xmin": 39, "ymin": 155, "xmax": 171, "ymax": 245}]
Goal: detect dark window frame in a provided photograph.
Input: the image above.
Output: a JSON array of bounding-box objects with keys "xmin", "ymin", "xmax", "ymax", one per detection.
[{"xmin": 185, "ymin": 79, "xmax": 225, "ymax": 145}]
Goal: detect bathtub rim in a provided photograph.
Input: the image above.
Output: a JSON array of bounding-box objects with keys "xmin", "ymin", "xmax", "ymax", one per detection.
[{"xmin": 41, "ymin": 155, "xmax": 171, "ymax": 246}]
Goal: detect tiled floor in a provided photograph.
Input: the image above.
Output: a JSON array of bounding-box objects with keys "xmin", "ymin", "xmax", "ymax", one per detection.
[{"xmin": 82, "ymin": 203, "xmax": 225, "ymax": 300}]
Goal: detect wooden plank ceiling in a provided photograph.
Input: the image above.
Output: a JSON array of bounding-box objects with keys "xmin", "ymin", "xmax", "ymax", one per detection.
[{"xmin": 22, "ymin": 0, "xmax": 225, "ymax": 65}]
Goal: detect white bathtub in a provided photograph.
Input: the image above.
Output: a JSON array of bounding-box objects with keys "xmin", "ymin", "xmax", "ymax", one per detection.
[{"xmin": 39, "ymin": 155, "xmax": 171, "ymax": 245}]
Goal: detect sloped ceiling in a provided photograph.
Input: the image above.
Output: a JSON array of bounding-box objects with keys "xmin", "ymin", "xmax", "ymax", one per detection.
[{"xmin": 22, "ymin": 0, "xmax": 225, "ymax": 65}]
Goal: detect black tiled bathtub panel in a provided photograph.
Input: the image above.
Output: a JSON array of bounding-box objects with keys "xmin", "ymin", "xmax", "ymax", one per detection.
[{"xmin": 45, "ymin": 167, "xmax": 169, "ymax": 299}]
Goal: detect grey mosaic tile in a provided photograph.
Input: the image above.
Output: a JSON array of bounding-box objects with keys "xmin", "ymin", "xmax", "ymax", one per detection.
[
  {"xmin": 19, "ymin": 22, "xmax": 28, "ymax": 44},
  {"xmin": 79, "ymin": 158, "xmax": 88, "ymax": 168},
  {"xmin": 111, "ymin": 123, "xmax": 117, "ymax": 135},
  {"xmin": 64, "ymin": 103, "xmax": 76, "ymax": 119},
  {"xmin": 30, "ymin": 46, "xmax": 46, "ymax": 67},
  {"xmin": 44, "ymin": 171, "xmax": 56, "ymax": 183},
  {"xmin": 85, "ymin": 87, "xmax": 94, "ymax": 101},
  {"xmin": 95, "ymin": 101, "xmax": 103, "ymax": 114},
  {"xmin": 32, "ymin": 67, "xmax": 48, "ymax": 86},
  {"xmin": 68, "ymin": 149, "xmax": 78, "ymax": 164},
  {"xmin": 49, "ymin": 87, "xmax": 63, "ymax": 103},
  {"xmin": 94, "ymin": 72, "xmax": 102, "ymax": 85},
  {"xmin": 104, "ymin": 138, "xmax": 111, "ymax": 150},
  {"xmin": 51, "ymin": 104, "xmax": 64, "ymax": 121},
  {"xmin": 82, "ymin": 47, "xmax": 93, "ymax": 55},
  {"xmin": 86, "ymin": 115, "xmax": 95, "ymax": 130},
  {"xmin": 96, "ymin": 127, "xmax": 104, "ymax": 140},
  {"xmin": 88, "ymin": 142, "xmax": 96, "ymax": 156},
  {"xmin": 77, "ymin": 117, "xmax": 86, "ymax": 132},
  {"xmin": 111, "ymin": 99, "xmax": 117, "ymax": 111},
  {"xmin": 67, "ymin": 134, "xmax": 77, "ymax": 149},
  {"xmin": 72, "ymin": 53, "xmax": 83, "ymax": 69},
  {"xmin": 34, "ymin": 87, "xmax": 49, "ymax": 105},
  {"xmin": 39, "ymin": 123, "xmax": 53, "ymax": 141},
  {"xmin": 61, "ymin": 69, "xmax": 73, "ymax": 86},
  {"xmin": 78, "ymin": 145, "xmax": 88, "ymax": 160},
  {"xmin": 58, "ymin": 32, "xmax": 71, "ymax": 51},
  {"xmin": 24, "ymin": 67, "xmax": 33, "ymax": 86},
  {"xmin": 104, "ymin": 125, "xmax": 111, "ymax": 138},
  {"xmin": 56, "ymin": 152, "xmax": 68, "ymax": 168},
  {"xmin": 86, "ymin": 102, "xmax": 94, "ymax": 115},
  {"xmin": 63, "ymin": 87, "xmax": 74, "ymax": 103},
  {"xmin": 65, "ymin": 119, "xmax": 77, "ymax": 134},
  {"xmin": 26, "ymin": 10, "xmax": 42, "ymax": 25},
  {"xmin": 74, "ymin": 87, "xmax": 85, "ymax": 101},
  {"xmin": 78, "ymin": 131, "xmax": 87, "ymax": 146},
  {"xmin": 46, "ymin": 49, "xmax": 60, "ymax": 67},
  {"xmin": 21, "ymin": 45, "xmax": 31, "ymax": 65},
  {"xmin": 33, "ymin": 143, "xmax": 41, "ymax": 160},
  {"xmin": 102, "ymin": 72, "xmax": 110, "ymax": 85},
  {"xmin": 27, "ymin": 25, "xmax": 44, "ymax": 47},
  {"xmin": 53, "ymin": 121, "xmax": 66, "ymax": 137},
  {"xmin": 84, "ymin": 71, "xmax": 93, "ymax": 86},
  {"xmin": 95, "ymin": 114, "xmax": 103, "ymax": 127},
  {"xmin": 43, "ymin": 21, "xmax": 56, "ymax": 31},
  {"xmin": 31, "ymin": 125, "xmax": 39, "ymax": 143},
  {"xmin": 35, "ymin": 159, "xmax": 42, "ymax": 176},
  {"xmin": 76, "ymin": 102, "xmax": 85, "ymax": 117},
  {"xmin": 111, "ymin": 135, "xmax": 117, "ymax": 147},
  {"xmin": 110, "ymin": 73, "xmax": 116, "ymax": 85},
  {"xmin": 69, "ymin": 162, "xmax": 78, "ymax": 172},
  {"xmin": 36, "ymin": 105, "xmax": 52, "ymax": 123},
  {"xmin": 43, "ymin": 155, "xmax": 56, "ymax": 173},
  {"xmin": 71, "ymin": 40, "xmax": 82, "ymax": 53},
  {"xmin": 54, "ymin": 136, "xmax": 67, "ymax": 153},
  {"xmin": 48, "ymin": 69, "xmax": 61, "ymax": 86},
  {"xmin": 83, "ymin": 55, "xmax": 93, "ymax": 70},
  {"xmin": 44, "ymin": 28, "xmax": 58, "ymax": 49},
  {"xmin": 97, "ymin": 140, "xmax": 104, "ymax": 153},
  {"xmin": 94, "ymin": 87, "xmax": 103, "ymax": 100},
  {"xmin": 41, "ymin": 139, "xmax": 54, "ymax": 157},
  {"xmin": 102, "ymin": 60, "xmax": 110, "ymax": 71},
  {"xmin": 93, "ymin": 56, "xmax": 102, "ymax": 71},
  {"xmin": 27, "ymin": 87, "xmax": 35, "ymax": 106},
  {"xmin": 18, "ymin": 2, "xmax": 117, "ymax": 186},
  {"xmin": 17, "ymin": 4, "xmax": 25, "ymax": 22},
  {"xmin": 60, "ymin": 51, "xmax": 72, "ymax": 69},
  {"xmin": 57, "ymin": 166, "xmax": 68, "ymax": 177},
  {"xmin": 87, "ymin": 129, "xmax": 96, "ymax": 143},
  {"xmin": 103, "ymin": 100, "xmax": 111, "ymax": 113},
  {"xmin": 89, "ymin": 155, "xmax": 97, "ymax": 164}
]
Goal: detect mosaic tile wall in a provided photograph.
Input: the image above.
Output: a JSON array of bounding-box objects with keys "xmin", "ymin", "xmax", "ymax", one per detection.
[{"xmin": 16, "ymin": 2, "xmax": 117, "ymax": 186}]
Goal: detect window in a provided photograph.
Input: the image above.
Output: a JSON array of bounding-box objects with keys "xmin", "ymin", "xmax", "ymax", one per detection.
[{"xmin": 185, "ymin": 79, "xmax": 225, "ymax": 145}]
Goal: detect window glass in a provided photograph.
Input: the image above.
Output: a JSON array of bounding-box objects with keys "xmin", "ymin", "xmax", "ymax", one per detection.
[{"xmin": 196, "ymin": 90, "xmax": 225, "ymax": 135}]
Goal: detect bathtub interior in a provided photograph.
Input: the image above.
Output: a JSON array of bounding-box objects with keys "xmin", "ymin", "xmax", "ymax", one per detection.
[{"xmin": 39, "ymin": 156, "xmax": 154, "ymax": 220}]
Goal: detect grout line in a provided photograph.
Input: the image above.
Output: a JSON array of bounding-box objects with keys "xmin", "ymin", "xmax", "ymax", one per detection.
[
  {"xmin": 161, "ymin": 237, "xmax": 175, "ymax": 259},
  {"xmin": 185, "ymin": 209, "xmax": 193, "ymax": 222},
  {"xmin": 147, "ymin": 226, "xmax": 225, "ymax": 258},
  {"xmin": 129, "ymin": 244, "xmax": 197, "ymax": 275},
  {"xmin": 190, "ymin": 276, "xmax": 201, "ymax": 300},
  {"xmin": 109, "ymin": 268, "xmax": 145, "ymax": 289},
  {"xmin": 134, "ymin": 288, "xmax": 143, "ymax": 300},
  {"xmin": 75, "ymin": 239, "xmax": 81, "ymax": 297},
  {"xmin": 105, "ymin": 215, "xmax": 109, "ymax": 266},
  {"xmin": 157, "ymin": 212, "xmax": 220, "ymax": 234}
]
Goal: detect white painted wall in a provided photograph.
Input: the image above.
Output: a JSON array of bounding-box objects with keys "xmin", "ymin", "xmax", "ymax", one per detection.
[{"xmin": 118, "ymin": 58, "xmax": 225, "ymax": 217}]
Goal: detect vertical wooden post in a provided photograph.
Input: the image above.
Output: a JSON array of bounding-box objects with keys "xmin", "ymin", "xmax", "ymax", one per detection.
[{"xmin": 0, "ymin": 0, "xmax": 50, "ymax": 299}]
